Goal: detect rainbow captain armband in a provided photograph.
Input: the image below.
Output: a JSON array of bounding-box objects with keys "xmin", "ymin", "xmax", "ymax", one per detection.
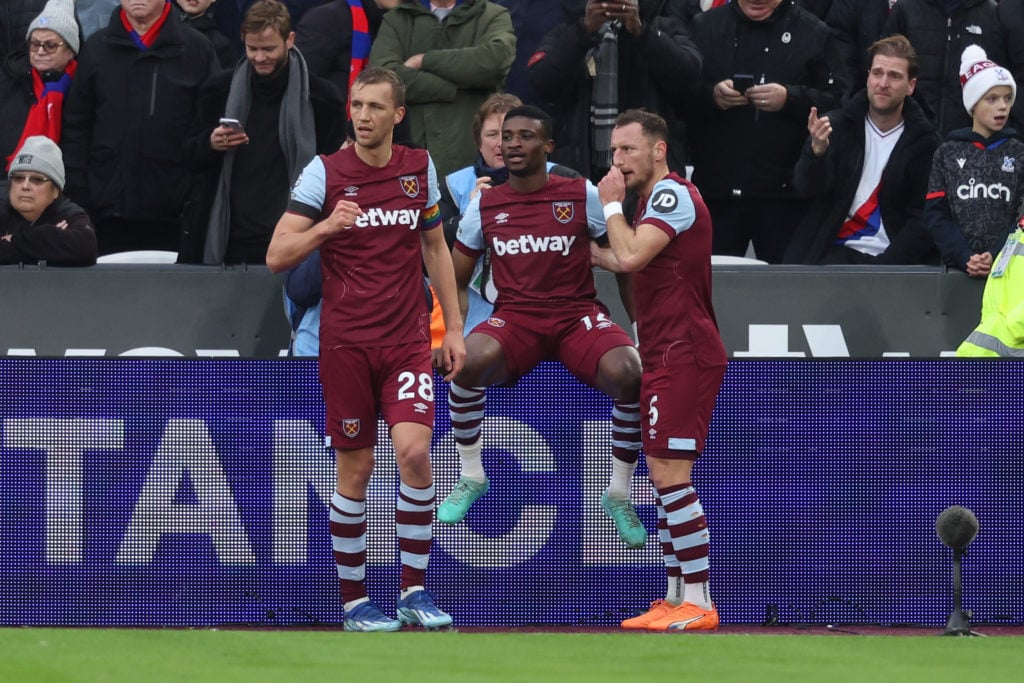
[{"xmin": 422, "ymin": 203, "xmax": 442, "ymax": 230}]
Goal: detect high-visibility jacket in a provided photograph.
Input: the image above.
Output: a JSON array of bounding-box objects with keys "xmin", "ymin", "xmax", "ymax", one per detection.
[{"xmin": 957, "ymin": 229, "xmax": 1024, "ymax": 357}]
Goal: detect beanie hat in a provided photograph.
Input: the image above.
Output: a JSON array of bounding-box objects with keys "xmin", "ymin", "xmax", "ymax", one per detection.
[
  {"xmin": 960, "ymin": 44, "xmax": 1017, "ymax": 114},
  {"xmin": 26, "ymin": 0, "xmax": 80, "ymax": 56},
  {"xmin": 9, "ymin": 136, "xmax": 66, "ymax": 191}
]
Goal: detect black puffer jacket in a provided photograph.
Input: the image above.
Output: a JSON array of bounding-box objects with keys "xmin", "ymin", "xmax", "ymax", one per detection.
[
  {"xmin": 295, "ymin": 0, "xmax": 388, "ymax": 92},
  {"xmin": 826, "ymin": 0, "xmax": 891, "ymax": 92},
  {"xmin": 998, "ymin": 0, "xmax": 1024, "ymax": 135},
  {"xmin": 685, "ymin": 0, "xmax": 848, "ymax": 201},
  {"xmin": 176, "ymin": 4, "xmax": 238, "ymax": 69},
  {"xmin": 61, "ymin": 8, "xmax": 218, "ymax": 225},
  {"xmin": 0, "ymin": 53, "xmax": 33, "ymax": 161},
  {"xmin": 0, "ymin": 0, "xmax": 47, "ymax": 58},
  {"xmin": 883, "ymin": 0, "xmax": 1006, "ymax": 136},
  {"xmin": 0, "ymin": 194, "xmax": 98, "ymax": 266},
  {"xmin": 528, "ymin": 0, "xmax": 701, "ymax": 181},
  {"xmin": 787, "ymin": 91, "xmax": 941, "ymax": 264}
]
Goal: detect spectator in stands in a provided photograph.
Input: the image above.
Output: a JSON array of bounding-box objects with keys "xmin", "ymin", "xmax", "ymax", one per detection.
[
  {"xmin": 217, "ymin": 1, "xmax": 346, "ymax": 55},
  {"xmin": 999, "ymin": 0, "xmax": 1024, "ymax": 136},
  {"xmin": 182, "ymin": 0, "xmax": 343, "ymax": 265},
  {"xmin": 77, "ymin": 1, "xmax": 121, "ymax": 39},
  {"xmin": 295, "ymin": 0, "xmax": 396, "ymax": 94},
  {"xmin": 826, "ymin": 0, "xmax": 891, "ymax": 94},
  {"xmin": 883, "ymin": 0, "xmax": 1006, "ymax": 137},
  {"xmin": 528, "ymin": 0, "xmax": 700, "ymax": 183},
  {"xmin": 174, "ymin": 0, "xmax": 238, "ymax": 66},
  {"xmin": 926, "ymin": 45, "xmax": 1024, "ymax": 278},
  {"xmin": 61, "ymin": 0, "xmax": 219, "ymax": 255},
  {"xmin": 0, "ymin": 0, "xmax": 48, "ymax": 60},
  {"xmin": 490, "ymin": 0, "xmax": 576, "ymax": 108},
  {"xmin": 368, "ymin": 0, "xmax": 516, "ymax": 179},
  {"xmin": 672, "ymin": 0, "xmax": 830, "ymax": 32},
  {"xmin": 787, "ymin": 35, "xmax": 941, "ymax": 265},
  {"xmin": 1, "ymin": 136, "xmax": 97, "ymax": 266},
  {"xmin": 440, "ymin": 93, "xmax": 521, "ymax": 332},
  {"xmin": 685, "ymin": 0, "xmax": 848, "ymax": 263},
  {"xmin": 1, "ymin": 0, "xmax": 80, "ymax": 168}
]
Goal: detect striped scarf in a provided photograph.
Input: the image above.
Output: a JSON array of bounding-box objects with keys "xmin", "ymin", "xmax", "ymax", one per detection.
[
  {"xmin": 5, "ymin": 61, "xmax": 77, "ymax": 171},
  {"xmin": 589, "ymin": 21, "xmax": 619, "ymax": 172},
  {"xmin": 347, "ymin": 0, "xmax": 371, "ymax": 118},
  {"xmin": 120, "ymin": 0, "xmax": 173, "ymax": 51}
]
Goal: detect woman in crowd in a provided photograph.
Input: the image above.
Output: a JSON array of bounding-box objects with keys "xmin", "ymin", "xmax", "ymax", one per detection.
[
  {"xmin": 1, "ymin": 135, "xmax": 97, "ymax": 266},
  {"xmin": 1, "ymin": 0, "xmax": 80, "ymax": 168}
]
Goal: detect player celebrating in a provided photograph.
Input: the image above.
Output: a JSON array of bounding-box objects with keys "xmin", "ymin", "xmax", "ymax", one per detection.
[
  {"xmin": 590, "ymin": 109, "xmax": 727, "ymax": 631},
  {"xmin": 266, "ymin": 67, "xmax": 466, "ymax": 632},
  {"xmin": 439, "ymin": 105, "xmax": 647, "ymax": 550}
]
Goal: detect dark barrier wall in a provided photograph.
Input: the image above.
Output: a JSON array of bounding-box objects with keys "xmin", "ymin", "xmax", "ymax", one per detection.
[
  {"xmin": 0, "ymin": 265, "xmax": 986, "ymax": 358},
  {"xmin": 1, "ymin": 359, "xmax": 1020, "ymax": 627}
]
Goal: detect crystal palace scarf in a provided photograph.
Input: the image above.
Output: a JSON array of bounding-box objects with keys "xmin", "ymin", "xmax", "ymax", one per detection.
[
  {"xmin": 120, "ymin": 0, "xmax": 173, "ymax": 51},
  {"xmin": 5, "ymin": 61, "xmax": 77, "ymax": 171},
  {"xmin": 347, "ymin": 0, "xmax": 371, "ymax": 117}
]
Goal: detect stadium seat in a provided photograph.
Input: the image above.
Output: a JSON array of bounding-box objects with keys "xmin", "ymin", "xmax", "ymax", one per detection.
[
  {"xmin": 96, "ymin": 251, "xmax": 178, "ymax": 264},
  {"xmin": 711, "ymin": 255, "xmax": 769, "ymax": 265}
]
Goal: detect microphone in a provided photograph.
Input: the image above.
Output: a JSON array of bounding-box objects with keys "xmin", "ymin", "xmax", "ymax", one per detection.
[
  {"xmin": 935, "ymin": 506, "xmax": 981, "ymax": 636},
  {"xmin": 935, "ymin": 505, "xmax": 979, "ymax": 552}
]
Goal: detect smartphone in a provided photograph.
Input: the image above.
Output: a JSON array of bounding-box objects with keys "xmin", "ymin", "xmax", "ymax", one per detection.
[
  {"xmin": 219, "ymin": 117, "xmax": 245, "ymax": 134},
  {"xmin": 732, "ymin": 74, "xmax": 755, "ymax": 93}
]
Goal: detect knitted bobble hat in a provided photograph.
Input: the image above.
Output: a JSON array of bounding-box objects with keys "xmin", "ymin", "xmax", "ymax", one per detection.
[{"xmin": 960, "ymin": 44, "xmax": 1016, "ymax": 114}]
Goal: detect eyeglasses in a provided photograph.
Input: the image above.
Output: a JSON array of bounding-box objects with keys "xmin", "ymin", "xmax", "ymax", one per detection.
[
  {"xmin": 27, "ymin": 39, "xmax": 66, "ymax": 54},
  {"xmin": 9, "ymin": 173, "xmax": 52, "ymax": 187}
]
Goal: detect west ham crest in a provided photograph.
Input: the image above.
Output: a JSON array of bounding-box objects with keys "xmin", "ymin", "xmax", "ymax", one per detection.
[
  {"xmin": 552, "ymin": 201, "xmax": 574, "ymax": 224},
  {"xmin": 342, "ymin": 418, "xmax": 361, "ymax": 438},
  {"xmin": 400, "ymin": 175, "xmax": 420, "ymax": 198}
]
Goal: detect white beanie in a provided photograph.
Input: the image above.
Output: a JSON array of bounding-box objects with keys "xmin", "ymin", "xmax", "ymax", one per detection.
[
  {"xmin": 9, "ymin": 136, "xmax": 66, "ymax": 191},
  {"xmin": 960, "ymin": 44, "xmax": 1016, "ymax": 114},
  {"xmin": 26, "ymin": 0, "xmax": 80, "ymax": 56}
]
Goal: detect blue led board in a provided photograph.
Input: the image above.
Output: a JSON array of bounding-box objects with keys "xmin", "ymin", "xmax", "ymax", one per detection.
[{"xmin": 0, "ymin": 359, "xmax": 1021, "ymax": 626}]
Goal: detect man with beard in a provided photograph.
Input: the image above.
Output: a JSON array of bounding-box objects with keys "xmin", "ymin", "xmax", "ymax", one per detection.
[
  {"xmin": 187, "ymin": 0, "xmax": 343, "ymax": 264},
  {"xmin": 785, "ymin": 35, "xmax": 940, "ymax": 265},
  {"xmin": 266, "ymin": 67, "xmax": 466, "ymax": 631},
  {"xmin": 591, "ymin": 108, "xmax": 726, "ymax": 632}
]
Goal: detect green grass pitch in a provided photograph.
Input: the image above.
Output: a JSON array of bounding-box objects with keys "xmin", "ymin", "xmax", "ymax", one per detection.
[{"xmin": 2, "ymin": 628, "xmax": 1022, "ymax": 683}]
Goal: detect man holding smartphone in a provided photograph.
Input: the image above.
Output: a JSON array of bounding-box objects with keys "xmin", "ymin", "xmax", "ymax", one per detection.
[
  {"xmin": 180, "ymin": 0, "xmax": 344, "ymax": 264},
  {"xmin": 527, "ymin": 0, "xmax": 701, "ymax": 183},
  {"xmin": 684, "ymin": 0, "xmax": 849, "ymax": 263}
]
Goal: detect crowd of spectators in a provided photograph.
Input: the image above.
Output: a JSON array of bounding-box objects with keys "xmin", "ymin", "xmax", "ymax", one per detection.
[{"xmin": 2, "ymin": 0, "xmax": 1024, "ymax": 277}]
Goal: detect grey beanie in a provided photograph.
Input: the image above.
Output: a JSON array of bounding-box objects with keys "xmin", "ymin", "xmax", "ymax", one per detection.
[
  {"xmin": 10, "ymin": 136, "xmax": 66, "ymax": 191},
  {"xmin": 26, "ymin": 0, "xmax": 80, "ymax": 56}
]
